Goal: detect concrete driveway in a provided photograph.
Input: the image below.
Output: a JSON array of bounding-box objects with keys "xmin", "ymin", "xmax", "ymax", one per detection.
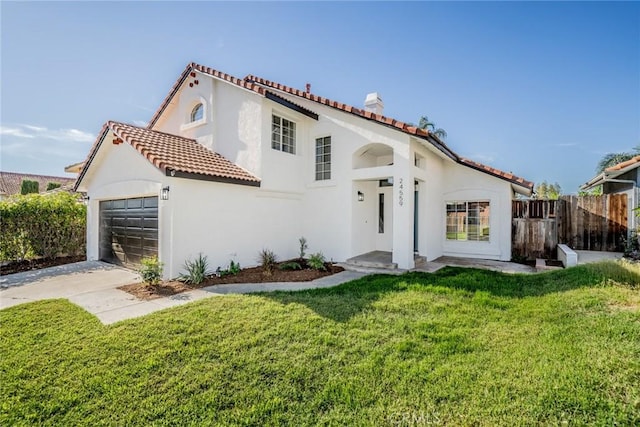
[{"xmin": 0, "ymin": 261, "xmax": 141, "ymax": 314}]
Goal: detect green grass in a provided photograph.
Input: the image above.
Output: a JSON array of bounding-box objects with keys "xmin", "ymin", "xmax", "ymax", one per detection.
[{"xmin": 2, "ymin": 261, "xmax": 640, "ymax": 425}]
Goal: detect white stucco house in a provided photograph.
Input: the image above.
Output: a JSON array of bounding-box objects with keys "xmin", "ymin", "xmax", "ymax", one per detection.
[{"xmin": 74, "ymin": 62, "xmax": 533, "ymax": 279}]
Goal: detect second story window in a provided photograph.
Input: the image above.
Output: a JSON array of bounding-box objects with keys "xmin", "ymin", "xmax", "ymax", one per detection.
[
  {"xmin": 315, "ymin": 136, "xmax": 331, "ymax": 180},
  {"xmin": 272, "ymin": 114, "xmax": 296, "ymax": 154},
  {"xmin": 190, "ymin": 103, "xmax": 204, "ymax": 122}
]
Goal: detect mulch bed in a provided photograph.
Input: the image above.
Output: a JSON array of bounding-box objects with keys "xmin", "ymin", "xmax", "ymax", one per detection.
[
  {"xmin": 119, "ymin": 260, "xmax": 345, "ymax": 301},
  {"xmin": 1, "ymin": 255, "xmax": 87, "ymax": 276}
]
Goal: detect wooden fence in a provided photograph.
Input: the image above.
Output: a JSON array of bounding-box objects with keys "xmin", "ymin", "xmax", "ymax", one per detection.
[{"xmin": 512, "ymin": 194, "xmax": 628, "ymax": 259}]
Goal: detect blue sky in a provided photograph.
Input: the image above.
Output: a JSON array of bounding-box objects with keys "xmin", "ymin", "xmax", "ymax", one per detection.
[{"xmin": 1, "ymin": 1, "xmax": 638, "ymax": 193}]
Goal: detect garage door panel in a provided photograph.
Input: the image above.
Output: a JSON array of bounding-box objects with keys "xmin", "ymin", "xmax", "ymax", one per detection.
[
  {"xmin": 143, "ymin": 218, "xmax": 158, "ymax": 229},
  {"xmin": 100, "ymin": 196, "xmax": 158, "ymax": 268},
  {"xmin": 144, "ymin": 197, "xmax": 158, "ymax": 208}
]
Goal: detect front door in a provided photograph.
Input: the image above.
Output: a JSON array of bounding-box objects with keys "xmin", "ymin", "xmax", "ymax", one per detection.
[{"xmin": 376, "ymin": 187, "xmax": 393, "ymax": 251}]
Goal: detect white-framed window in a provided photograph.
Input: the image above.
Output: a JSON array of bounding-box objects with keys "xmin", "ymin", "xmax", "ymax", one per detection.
[
  {"xmin": 315, "ymin": 136, "xmax": 331, "ymax": 180},
  {"xmin": 190, "ymin": 103, "xmax": 204, "ymax": 122},
  {"xmin": 446, "ymin": 201, "xmax": 490, "ymax": 241},
  {"xmin": 272, "ymin": 114, "xmax": 296, "ymax": 154}
]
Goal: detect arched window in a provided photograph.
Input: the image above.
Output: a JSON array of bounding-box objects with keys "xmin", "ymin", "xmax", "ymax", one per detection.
[{"xmin": 190, "ymin": 103, "xmax": 204, "ymax": 122}]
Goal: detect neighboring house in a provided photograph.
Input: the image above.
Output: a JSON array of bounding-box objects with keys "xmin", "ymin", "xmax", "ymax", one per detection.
[
  {"xmin": 75, "ymin": 62, "xmax": 533, "ymax": 279},
  {"xmin": 0, "ymin": 171, "xmax": 76, "ymax": 200},
  {"xmin": 581, "ymin": 155, "xmax": 640, "ymax": 232}
]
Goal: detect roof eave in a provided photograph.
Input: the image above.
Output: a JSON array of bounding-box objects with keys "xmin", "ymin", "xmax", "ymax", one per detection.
[
  {"xmin": 73, "ymin": 125, "xmax": 109, "ymax": 192},
  {"xmin": 166, "ymin": 169, "xmax": 261, "ymax": 187}
]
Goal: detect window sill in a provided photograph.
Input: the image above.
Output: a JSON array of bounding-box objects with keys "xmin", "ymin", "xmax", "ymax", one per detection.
[{"xmin": 180, "ymin": 119, "xmax": 207, "ymax": 132}]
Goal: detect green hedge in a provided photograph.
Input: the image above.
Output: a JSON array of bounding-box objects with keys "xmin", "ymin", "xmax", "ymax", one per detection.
[{"xmin": 0, "ymin": 192, "xmax": 86, "ymax": 262}]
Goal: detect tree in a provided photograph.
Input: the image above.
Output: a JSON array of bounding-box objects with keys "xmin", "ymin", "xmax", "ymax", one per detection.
[
  {"xmin": 46, "ymin": 182, "xmax": 62, "ymax": 191},
  {"xmin": 417, "ymin": 115, "xmax": 447, "ymax": 140},
  {"xmin": 20, "ymin": 180, "xmax": 39, "ymax": 195},
  {"xmin": 596, "ymin": 146, "xmax": 640, "ymax": 173},
  {"xmin": 534, "ymin": 181, "xmax": 561, "ymax": 200}
]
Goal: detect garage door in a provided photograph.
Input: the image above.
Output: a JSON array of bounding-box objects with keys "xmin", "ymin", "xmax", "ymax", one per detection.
[{"xmin": 99, "ymin": 197, "xmax": 158, "ymax": 267}]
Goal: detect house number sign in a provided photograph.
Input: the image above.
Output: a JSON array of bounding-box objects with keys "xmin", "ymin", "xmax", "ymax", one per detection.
[{"xmin": 398, "ymin": 178, "xmax": 404, "ymax": 206}]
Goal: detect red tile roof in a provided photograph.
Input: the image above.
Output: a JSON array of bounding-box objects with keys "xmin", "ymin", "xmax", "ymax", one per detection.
[
  {"xmin": 147, "ymin": 62, "xmax": 533, "ymax": 192},
  {"xmin": 605, "ymin": 155, "xmax": 640, "ymax": 172},
  {"xmin": 0, "ymin": 171, "xmax": 75, "ymax": 196},
  {"xmin": 75, "ymin": 121, "xmax": 260, "ymax": 190},
  {"xmin": 460, "ymin": 159, "xmax": 534, "ymax": 189},
  {"xmin": 245, "ymin": 74, "xmax": 533, "ymax": 191},
  {"xmin": 148, "ymin": 63, "xmax": 267, "ymax": 129}
]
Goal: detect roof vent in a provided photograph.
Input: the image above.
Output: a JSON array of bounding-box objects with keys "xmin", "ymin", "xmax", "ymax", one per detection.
[{"xmin": 364, "ymin": 92, "xmax": 383, "ymax": 115}]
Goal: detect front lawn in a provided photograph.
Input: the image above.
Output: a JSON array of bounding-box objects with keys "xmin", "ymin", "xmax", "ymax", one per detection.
[{"xmin": 1, "ymin": 261, "xmax": 639, "ymax": 425}]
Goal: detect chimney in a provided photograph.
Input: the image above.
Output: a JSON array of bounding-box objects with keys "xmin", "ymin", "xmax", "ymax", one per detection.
[
  {"xmin": 364, "ymin": 92, "xmax": 384, "ymax": 115},
  {"xmin": 305, "ymin": 83, "xmax": 311, "ymax": 93}
]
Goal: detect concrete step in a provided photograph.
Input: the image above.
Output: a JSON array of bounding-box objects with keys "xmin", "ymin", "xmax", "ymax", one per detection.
[
  {"xmin": 343, "ymin": 258, "xmax": 398, "ymax": 270},
  {"xmin": 337, "ymin": 263, "xmax": 406, "ymax": 275}
]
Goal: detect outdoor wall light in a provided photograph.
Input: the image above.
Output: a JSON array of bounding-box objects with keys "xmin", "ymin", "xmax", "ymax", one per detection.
[
  {"xmin": 357, "ymin": 191, "xmax": 364, "ymax": 202},
  {"xmin": 161, "ymin": 186, "xmax": 170, "ymax": 201}
]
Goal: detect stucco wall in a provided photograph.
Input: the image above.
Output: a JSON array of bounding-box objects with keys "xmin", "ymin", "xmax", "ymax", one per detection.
[
  {"xmin": 442, "ymin": 162, "xmax": 513, "ymax": 261},
  {"xmin": 167, "ymin": 179, "xmax": 302, "ymax": 279}
]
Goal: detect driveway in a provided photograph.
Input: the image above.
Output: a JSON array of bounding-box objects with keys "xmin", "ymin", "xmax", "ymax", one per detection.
[{"xmin": 0, "ymin": 261, "xmax": 141, "ymax": 312}]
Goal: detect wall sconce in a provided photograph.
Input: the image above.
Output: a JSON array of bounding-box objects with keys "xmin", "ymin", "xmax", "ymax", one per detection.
[
  {"xmin": 357, "ymin": 191, "xmax": 364, "ymax": 202},
  {"xmin": 161, "ymin": 186, "xmax": 170, "ymax": 200}
]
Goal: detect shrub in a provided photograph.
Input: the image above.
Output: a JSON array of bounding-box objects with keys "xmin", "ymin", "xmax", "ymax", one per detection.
[
  {"xmin": 298, "ymin": 237, "xmax": 308, "ymax": 259},
  {"xmin": 46, "ymin": 182, "xmax": 62, "ymax": 191},
  {"xmin": 217, "ymin": 260, "xmax": 241, "ymax": 277},
  {"xmin": 20, "ymin": 180, "xmax": 39, "ymax": 195},
  {"xmin": 307, "ymin": 252, "xmax": 327, "ymax": 271},
  {"xmin": 0, "ymin": 192, "xmax": 86, "ymax": 262},
  {"xmin": 229, "ymin": 260, "xmax": 241, "ymax": 275},
  {"xmin": 179, "ymin": 253, "xmax": 210, "ymax": 284},
  {"xmin": 279, "ymin": 261, "xmax": 302, "ymax": 271},
  {"xmin": 139, "ymin": 256, "xmax": 163, "ymax": 286},
  {"xmin": 258, "ymin": 249, "xmax": 277, "ymax": 275}
]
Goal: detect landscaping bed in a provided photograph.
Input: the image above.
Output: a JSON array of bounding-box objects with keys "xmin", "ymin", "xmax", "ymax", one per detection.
[
  {"xmin": 0, "ymin": 255, "xmax": 86, "ymax": 276},
  {"xmin": 119, "ymin": 260, "xmax": 344, "ymax": 300}
]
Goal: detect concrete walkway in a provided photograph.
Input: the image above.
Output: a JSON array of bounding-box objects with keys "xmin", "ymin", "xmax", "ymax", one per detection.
[
  {"xmin": 418, "ymin": 256, "xmax": 537, "ymax": 274},
  {"xmin": 3, "ymin": 251, "xmax": 617, "ymax": 325},
  {"xmin": 0, "ymin": 262, "xmax": 366, "ymax": 325}
]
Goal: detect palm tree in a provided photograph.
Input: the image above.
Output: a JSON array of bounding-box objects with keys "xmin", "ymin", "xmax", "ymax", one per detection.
[
  {"xmin": 417, "ymin": 116, "xmax": 447, "ymax": 140},
  {"xmin": 597, "ymin": 147, "xmax": 640, "ymax": 173}
]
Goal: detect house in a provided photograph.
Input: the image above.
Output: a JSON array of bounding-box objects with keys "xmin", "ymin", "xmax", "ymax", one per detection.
[
  {"xmin": 74, "ymin": 62, "xmax": 533, "ymax": 279},
  {"xmin": 581, "ymin": 155, "xmax": 640, "ymax": 232},
  {"xmin": 0, "ymin": 171, "xmax": 76, "ymax": 200}
]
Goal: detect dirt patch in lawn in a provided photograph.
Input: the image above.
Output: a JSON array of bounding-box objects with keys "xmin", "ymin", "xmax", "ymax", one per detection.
[
  {"xmin": 119, "ymin": 261, "xmax": 345, "ymax": 301},
  {"xmin": 1, "ymin": 255, "xmax": 87, "ymax": 276}
]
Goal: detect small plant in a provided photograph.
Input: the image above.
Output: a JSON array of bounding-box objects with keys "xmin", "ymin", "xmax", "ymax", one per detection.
[
  {"xmin": 179, "ymin": 253, "xmax": 210, "ymax": 285},
  {"xmin": 139, "ymin": 256, "xmax": 163, "ymax": 287},
  {"xmin": 217, "ymin": 260, "xmax": 241, "ymax": 277},
  {"xmin": 298, "ymin": 237, "xmax": 308, "ymax": 259},
  {"xmin": 258, "ymin": 249, "xmax": 277, "ymax": 276},
  {"xmin": 307, "ymin": 252, "xmax": 327, "ymax": 271},
  {"xmin": 279, "ymin": 261, "xmax": 302, "ymax": 271}
]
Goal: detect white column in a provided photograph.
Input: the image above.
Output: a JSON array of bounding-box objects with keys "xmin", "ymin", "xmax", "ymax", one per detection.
[{"xmin": 392, "ymin": 144, "xmax": 415, "ymax": 269}]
